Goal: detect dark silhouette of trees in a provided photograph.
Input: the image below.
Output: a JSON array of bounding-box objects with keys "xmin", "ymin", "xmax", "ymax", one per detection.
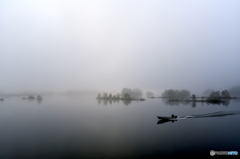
[
  {"xmin": 146, "ymin": 91, "xmax": 154, "ymax": 98},
  {"xmin": 124, "ymin": 93, "xmax": 130, "ymax": 99},
  {"xmin": 162, "ymin": 89, "xmax": 190, "ymax": 99},
  {"xmin": 121, "ymin": 88, "xmax": 133, "ymax": 98},
  {"xmin": 221, "ymin": 90, "xmax": 230, "ymax": 98},
  {"xmin": 208, "ymin": 91, "xmax": 221, "ymax": 100},
  {"xmin": 192, "ymin": 94, "xmax": 196, "ymax": 100},
  {"xmin": 208, "ymin": 90, "xmax": 231, "ymax": 100},
  {"xmin": 28, "ymin": 96, "xmax": 35, "ymax": 100},
  {"xmin": 103, "ymin": 93, "xmax": 108, "ymax": 98},
  {"xmin": 121, "ymin": 88, "xmax": 143, "ymax": 99}
]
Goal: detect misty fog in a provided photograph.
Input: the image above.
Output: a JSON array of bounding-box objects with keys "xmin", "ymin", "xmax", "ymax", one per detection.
[{"xmin": 1, "ymin": 0, "xmax": 240, "ymax": 96}]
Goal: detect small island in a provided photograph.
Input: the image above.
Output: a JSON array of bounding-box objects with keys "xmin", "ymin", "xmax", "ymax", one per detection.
[
  {"xmin": 96, "ymin": 93, "xmax": 145, "ymax": 101},
  {"xmin": 96, "ymin": 88, "xmax": 145, "ymax": 101},
  {"xmin": 161, "ymin": 89, "xmax": 236, "ymax": 106},
  {"xmin": 37, "ymin": 95, "xmax": 43, "ymax": 100},
  {"xmin": 22, "ymin": 95, "xmax": 43, "ymax": 101}
]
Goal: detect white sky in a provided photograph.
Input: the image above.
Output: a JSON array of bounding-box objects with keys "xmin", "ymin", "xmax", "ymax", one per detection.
[{"xmin": 1, "ymin": 0, "xmax": 240, "ymax": 95}]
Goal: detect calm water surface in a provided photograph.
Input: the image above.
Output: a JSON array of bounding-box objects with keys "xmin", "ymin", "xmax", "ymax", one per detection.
[{"xmin": 0, "ymin": 95, "xmax": 240, "ymax": 158}]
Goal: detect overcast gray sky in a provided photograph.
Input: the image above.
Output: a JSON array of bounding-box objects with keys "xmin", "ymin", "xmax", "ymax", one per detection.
[{"xmin": 1, "ymin": 0, "xmax": 240, "ymax": 95}]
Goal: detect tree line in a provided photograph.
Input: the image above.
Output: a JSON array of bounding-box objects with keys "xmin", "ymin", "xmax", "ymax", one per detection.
[
  {"xmin": 161, "ymin": 89, "xmax": 190, "ymax": 99},
  {"xmin": 97, "ymin": 88, "xmax": 144, "ymax": 100}
]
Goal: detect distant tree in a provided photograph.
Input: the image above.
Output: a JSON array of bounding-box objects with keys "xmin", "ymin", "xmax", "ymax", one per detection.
[
  {"xmin": 132, "ymin": 88, "xmax": 143, "ymax": 99},
  {"xmin": 179, "ymin": 90, "xmax": 190, "ymax": 99},
  {"xmin": 192, "ymin": 94, "xmax": 196, "ymax": 100},
  {"xmin": 28, "ymin": 96, "xmax": 35, "ymax": 99},
  {"xmin": 162, "ymin": 89, "xmax": 190, "ymax": 99},
  {"xmin": 103, "ymin": 93, "xmax": 108, "ymax": 98},
  {"xmin": 162, "ymin": 89, "xmax": 176, "ymax": 98},
  {"xmin": 97, "ymin": 93, "xmax": 101, "ymax": 98},
  {"xmin": 124, "ymin": 93, "xmax": 131, "ymax": 99},
  {"xmin": 209, "ymin": 91, "xmax": 221, "ymax": 99},
  {"xmin": 146, "ymin": 91, "xmax": 154, "ymax": 98},
  {"xmin": 109, "ymin": 93, "xmax": 112, "ymax": 98},
  {"xmin": 221, "ymin": 90, "xmax": 231, "ymax": 98},
  {"xmin": 121, "ymin": 88, "xmax": 133, "ymax": 98}
]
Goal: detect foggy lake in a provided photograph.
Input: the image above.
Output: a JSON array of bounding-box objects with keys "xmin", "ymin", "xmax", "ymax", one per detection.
[
  {"xmin": 1, "ymin": 1, "xmax": 240, "ymax": 158},
  {"xmin": 0, "ymin": 95, "xmax": 239, "ymax": 158}
]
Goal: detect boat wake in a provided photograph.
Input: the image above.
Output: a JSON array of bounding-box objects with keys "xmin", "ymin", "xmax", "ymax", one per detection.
[
  {"xmin": 157, "ymin": 111, "xmax": 240, "ymax": 125},
  {"xmin": 176, "ymin": 110, "xmax": 240, "ymax": 120}
]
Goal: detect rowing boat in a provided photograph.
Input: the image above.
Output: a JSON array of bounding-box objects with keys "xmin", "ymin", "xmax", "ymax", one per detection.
[{"xmin": 157, "ymin": 116, "xmax": 177, "ymax": 120}]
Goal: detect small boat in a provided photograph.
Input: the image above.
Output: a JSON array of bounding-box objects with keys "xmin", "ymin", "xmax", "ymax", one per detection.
[{"xmin": 157, "ymin": 116, "xmax": 177, "ymax": 120}]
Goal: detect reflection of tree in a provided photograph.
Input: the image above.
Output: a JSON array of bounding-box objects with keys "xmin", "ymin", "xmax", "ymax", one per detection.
[
  {"xmin": 103, "ymin": 99, "xmax": 108, "ymax": 105},
  {"xmin": 222, "ymin": 100, "xmax": 230, "ymax": 106},
  {"xmin": 37, "ymin": 99, "xmax": 42, "ymax": 104},
  {"xmin": 162, "ymin": 98, "xmax": 188, "ymax": 106},
  {"xmin": 162, "ymin": 98, "xmax": 231, "ymax": 107},
  {"xmin": 97, "ymin": 99, "xmax": 122, "ymax": 105},
  {"xmin": 181, "ymin": 100, "xmax": 191, "ymax": 106},
  {"xmin": 122, "ymin": 99, "xmax": 131, "ymax": 106},
  {"xmin": 192, "ymin": 102, "xmax": 196, "ymax": 108}
]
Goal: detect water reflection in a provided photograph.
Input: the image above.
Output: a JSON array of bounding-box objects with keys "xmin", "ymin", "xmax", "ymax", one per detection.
[
  {"xmin": 157, "ymin": 111, "xmax": 240, "ymax": 125},
  {"xmin": 22, "ymin": 96, "xmax": 43, "ymax": 104},
  {"xmin": 157, "ymin": 119, "xmax": 176, "ymax": 125},
  {"xmin": 97, "ymin": 99, "xmax": 101, "ymax": 105},
  {"xmin": 37, "ymin": 99, "xmax": 42, "ymax": 104},
  {"xmin": 122, "ymin": 99, "xmax": 132, "ymax": 105},
  {"xmin": 161, "ymin": 98, "xmax": 231, "ymax": 107},
  {"xmin": 98, "ymin": 99, "xmax": 121, "ymax": 105},
  {"xmin": 192, "ymin": 102, "xmax": 196, "ymax": 108},
  {"xmin": 1, "ymin": 95, "xmax": 240, "ymax": 158},
  {"xmin": 27, "ymin": 98, "xmax": 35, "ymax": 102}
]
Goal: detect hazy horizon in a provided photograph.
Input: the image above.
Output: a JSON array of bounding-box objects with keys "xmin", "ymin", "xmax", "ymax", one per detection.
[{"xmin": 1, "ymin": 0, "xmax": 240, "ymax": 96}]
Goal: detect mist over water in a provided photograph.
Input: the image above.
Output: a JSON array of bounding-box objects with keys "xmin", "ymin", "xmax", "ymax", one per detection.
[{"xmin": 1, "ymin": 0, "xmax": 240, "ymax": 95}]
